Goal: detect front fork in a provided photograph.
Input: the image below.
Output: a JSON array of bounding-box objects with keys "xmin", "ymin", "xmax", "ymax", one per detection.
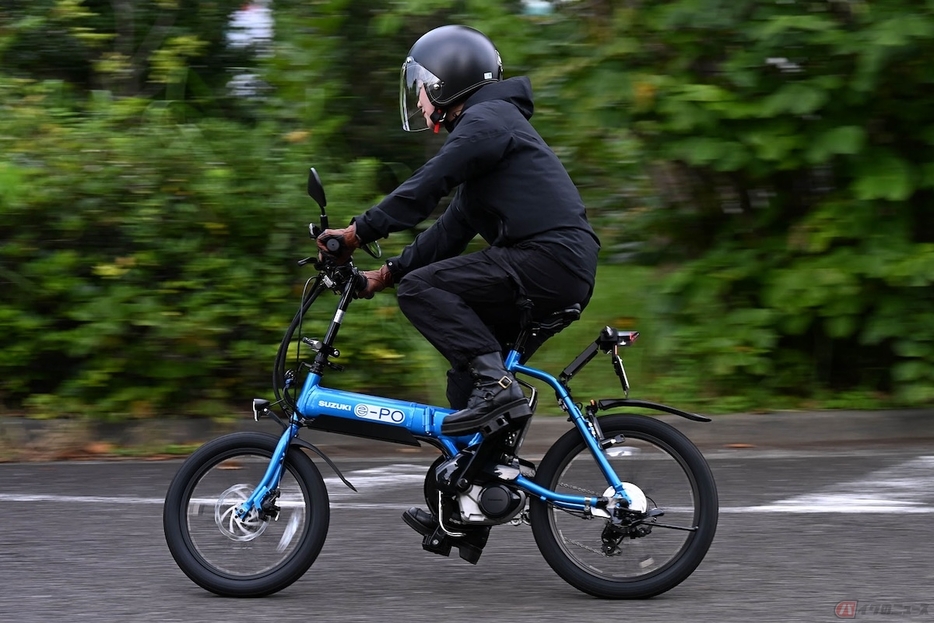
[{"xmin": 236, "ymin": 423, "xmax": 300, "ymax": 521}]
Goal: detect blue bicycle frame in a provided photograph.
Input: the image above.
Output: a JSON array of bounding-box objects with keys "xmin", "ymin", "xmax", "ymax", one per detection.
[
  {"xmin": 235, "ymin": 278, "xmax": 636, "ymax": 519},
  {"xmin": 237, "ymin": 358, "xmax": 630, "ymax": 518}
]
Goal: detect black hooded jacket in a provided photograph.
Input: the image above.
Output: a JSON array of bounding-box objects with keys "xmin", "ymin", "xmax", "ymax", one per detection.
[{"xmin": 352, "ymin": 76, "xmax": 600, "ymax": 285}]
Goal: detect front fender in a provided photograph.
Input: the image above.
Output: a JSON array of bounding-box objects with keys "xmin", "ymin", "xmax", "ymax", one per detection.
[{"xmin": 291, "ymin": 438, "xmax": 357, "ymax": 492}]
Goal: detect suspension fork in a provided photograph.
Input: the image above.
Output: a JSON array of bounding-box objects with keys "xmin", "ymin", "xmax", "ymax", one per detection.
[
  {"xmin": 237, "ymin": 423, "xmax": 301, "ymax": 519},
  {"xmin": 238, "ymin": 277, "xmax": 359, "ymax": 520}
]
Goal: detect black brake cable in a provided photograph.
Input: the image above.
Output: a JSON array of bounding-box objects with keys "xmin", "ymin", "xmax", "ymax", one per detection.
[
  {"xmin": 293, "ymin": 275, "xmax": 317, "ymax": 378},
  {"xmin": 273, "ymin": 274, "xmax": 322, "ymax": 409}
]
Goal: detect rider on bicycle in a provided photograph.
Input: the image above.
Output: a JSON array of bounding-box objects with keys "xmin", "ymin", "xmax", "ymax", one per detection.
[{"xmin": 317, "ymin": 25, "xmax": 600, "ymax": 536}]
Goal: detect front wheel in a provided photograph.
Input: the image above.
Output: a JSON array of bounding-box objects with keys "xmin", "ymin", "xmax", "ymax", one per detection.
[
  {"xmin": 529, "ymin": 415, "xmax": 718, "ymax": 599},
  {"xmin": 163, "ymin": 432, "xmax": 330, "ymax": 597}
]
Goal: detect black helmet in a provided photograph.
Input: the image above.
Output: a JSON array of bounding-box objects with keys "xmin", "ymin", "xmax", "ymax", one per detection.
[{"xmin": 400, "ymin": 25, "xmax": 503, "ymax": 132}]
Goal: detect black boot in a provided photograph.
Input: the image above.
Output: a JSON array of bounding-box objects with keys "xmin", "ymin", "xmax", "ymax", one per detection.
[
  {"xmin": 401, "ymin": 507, "xmax": 491, "ymax": 565},
  {"xmin": 440, "ymin": 353, "xmax": 533, "ymax": 435},
  {"xmin": 402, "ymin": 507, "xmax": 437, "ymax": 536}
]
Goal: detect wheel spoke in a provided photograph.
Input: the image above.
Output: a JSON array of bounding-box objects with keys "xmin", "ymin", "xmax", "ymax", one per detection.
[
  {"xmin": 551, "ymin": 440, "xmax": 695, "ymax": 578},
  {"xmin": 529, "ymin": 415, "xmax": 718, "ymax": 598},
  {"xmin": 163, "ymin": 433, "xmax": 330, "ymax": 596},
  {"xmin": 187, "ymin": 456, "xmax": 305, "ymax": 574}
]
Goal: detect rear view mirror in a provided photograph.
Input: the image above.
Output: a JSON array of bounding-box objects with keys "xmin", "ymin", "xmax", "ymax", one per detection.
[{"xmin": 307, "ymin": 168, "xmax": 327, "ymax": 209}]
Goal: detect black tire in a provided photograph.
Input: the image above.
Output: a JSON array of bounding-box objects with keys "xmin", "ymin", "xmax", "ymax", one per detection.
[
  {"xmin": 163, "ymin": 432, "xmax": 330, "ymax": 597},
  {"xmin": 529, "ymin": 415, "xmax": 717, "ymax": 599}
]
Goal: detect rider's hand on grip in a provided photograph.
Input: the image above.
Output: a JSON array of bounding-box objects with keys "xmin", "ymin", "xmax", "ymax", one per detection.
[
  {"xmin": 355, "ymin": 264, "xmax": 393, "ymax": 299},
  {"xmin": 316, "ymin": 222, "xmax": 360, "ymax": 264}
]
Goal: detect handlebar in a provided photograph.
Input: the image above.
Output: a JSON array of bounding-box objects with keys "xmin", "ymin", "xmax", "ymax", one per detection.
[
  {"xmin": 297, "ymin": 242, "xmax": 369, "ymax": 298},
  {"xmin": 303, "ymin": 166, "xmax": 379, "ymax": 291}
]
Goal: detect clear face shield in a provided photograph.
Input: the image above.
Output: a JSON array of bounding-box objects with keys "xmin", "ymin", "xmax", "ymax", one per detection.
[{"xmin": 400, "ymin": 57, "xmax": 442, "ymax": 132}]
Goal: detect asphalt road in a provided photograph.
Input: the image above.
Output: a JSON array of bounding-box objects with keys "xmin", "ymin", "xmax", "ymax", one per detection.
[{"xmin": 2, "ymin": 444, "xmax": 934, "ymax": 623}]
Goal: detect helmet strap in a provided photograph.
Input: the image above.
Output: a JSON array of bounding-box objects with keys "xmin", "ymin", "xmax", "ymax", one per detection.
[{"xmin": 430, "ymin": 108, "xmax": 446, "ymax": 134}]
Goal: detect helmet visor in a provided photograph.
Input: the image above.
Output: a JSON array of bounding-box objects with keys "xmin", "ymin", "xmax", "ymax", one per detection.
[{"xmin": 400, "ymin": 57, "xmax": 441, "ymax": 132}]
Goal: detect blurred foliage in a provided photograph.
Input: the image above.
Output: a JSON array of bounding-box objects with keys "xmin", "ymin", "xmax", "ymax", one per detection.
[
  {"xmin": 2, "ymin": 0, "xmax": 934, "ymax": 420},
  {"xmin": 603, "ymin": 0, "xmax": 934, "ymax": 408},
  {"xmin": 0, "ymin": 0, "xmax": 257, "ymax": 117}
]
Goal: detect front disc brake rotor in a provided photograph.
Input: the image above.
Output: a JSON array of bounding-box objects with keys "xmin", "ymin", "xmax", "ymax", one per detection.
[{"xmin": 214, "ymin": 484, "xmax": 268, "ymax": 541}]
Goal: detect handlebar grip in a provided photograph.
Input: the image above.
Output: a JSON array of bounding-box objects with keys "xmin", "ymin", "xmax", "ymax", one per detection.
[
  {"xmin": 323, "ymin": 235, "xmax": 343, "ymax": 253},
  {"xmin": 354, "ymin": 272, "xmax": 368, "ymax": 293}
]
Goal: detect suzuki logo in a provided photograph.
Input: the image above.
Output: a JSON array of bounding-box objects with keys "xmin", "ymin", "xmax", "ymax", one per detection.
[{"xmin": 318, "ymin": 400, "xmax": 352, "ymax": 411}]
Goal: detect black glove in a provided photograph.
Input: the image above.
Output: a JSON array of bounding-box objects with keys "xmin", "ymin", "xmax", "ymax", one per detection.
[
  {"xmin": 316, "ymin": 222, "xmax": 360, "ymax": 264},
  {"xmin": 356, "ymin": 264, "xmax": 394, "ymax": 299}
]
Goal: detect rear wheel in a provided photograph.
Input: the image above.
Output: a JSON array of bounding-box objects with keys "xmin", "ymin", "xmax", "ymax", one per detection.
[
  {"xmin": 529, "ymin": 415, "xmax": 717, "ymax": 598},
  {"xmin": 163, "ymin": 432, "xmax": 329, "ymax": 597}
]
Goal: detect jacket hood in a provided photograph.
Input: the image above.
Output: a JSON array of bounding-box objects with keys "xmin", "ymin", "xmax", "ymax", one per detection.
[{"xmin": 461, "ymin": 76, "xmax": 534, "ymax": 120}]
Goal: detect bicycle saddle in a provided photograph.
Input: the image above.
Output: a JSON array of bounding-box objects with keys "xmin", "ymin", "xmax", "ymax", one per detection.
[{"xmin": 531, "ymin": 304, "xmax": 582, "ymax": 334}]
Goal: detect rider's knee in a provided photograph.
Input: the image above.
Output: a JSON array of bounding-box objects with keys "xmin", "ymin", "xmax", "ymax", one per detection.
[{"xmin": 395, "ymin": 268, "xmax": 425, "ymax": 296}]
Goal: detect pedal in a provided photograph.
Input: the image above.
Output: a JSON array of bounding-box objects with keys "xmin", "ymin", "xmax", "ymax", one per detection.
[
  {"xmin": 480, "ymin": 414, "xmax": 512, "ymax": 437},
  {"xmin": 486, "ymin": 399, "xmax": 533, "ymax": 435},
  {"xmin": 421, "ymin": 527, "xmax": 452, "ymax": 557},
  {"xmin": 419, "ymin": 516, "xmax": 490, "ymax": 563}
]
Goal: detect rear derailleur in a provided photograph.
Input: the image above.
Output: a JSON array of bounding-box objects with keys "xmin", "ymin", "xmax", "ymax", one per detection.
[{"xmin": 599, "ymin": 507, "xmax": 665, "ymax": 556}]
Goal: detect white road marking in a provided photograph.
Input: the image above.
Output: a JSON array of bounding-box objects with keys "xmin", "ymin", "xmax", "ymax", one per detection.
[
  {"xmin": 0, "ymin": 493, "xmax": 412, "ymax": 510},
  {"xmin": 737, "ymin": 455, "xmax": 934, "ymax": 513},
  {"xmin": 0, "ymin": 465, "xmax": 428, "ymax": 508},
  {"xmin": 0, "ymin": 494, "xmax": 166, "ymax": 505},
  {"xmin": 3, "ymin": 458, "xmax": 934, "ymax": 514},
  {"xmin": 324, "ymin": 463, "xmax": 425, "ymax": 498}
]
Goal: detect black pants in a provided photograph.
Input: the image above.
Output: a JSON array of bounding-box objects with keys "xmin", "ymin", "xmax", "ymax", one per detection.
[{"xmin": 396, "ymin": 244, "xmax": 593, "ymax": 409}]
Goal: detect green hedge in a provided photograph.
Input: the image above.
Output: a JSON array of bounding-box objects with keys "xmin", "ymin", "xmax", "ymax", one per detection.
[
  {"xmin": 3, "ymin": 0, "xmax": 934, "ymax": 420},
  {"xmin": 0, "ymin": 78, "xmax": 428, "ymax": 419}
]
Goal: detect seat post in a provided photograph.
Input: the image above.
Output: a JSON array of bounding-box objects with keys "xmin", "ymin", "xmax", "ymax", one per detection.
[
  {"xmin": 509, "ymin": 301, "xmax": 583, "ymax": 363},
  {"xmin": 510, "ymin": 298, "xmax": 536, "ymax": 357}
]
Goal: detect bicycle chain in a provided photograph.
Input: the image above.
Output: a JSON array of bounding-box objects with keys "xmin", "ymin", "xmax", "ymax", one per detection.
[
  {"xmin": 558, "ymin": 481, "xmax": 599, "ymax": 496},
  {"xmin": 565, "ymin": 537, "xmax": 605, "ymax": 555}
]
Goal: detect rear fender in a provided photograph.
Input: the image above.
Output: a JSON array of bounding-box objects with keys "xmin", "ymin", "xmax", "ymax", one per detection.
[{"xmin": 595, "ymin": 398, "xmax": 711, "ymax": 423}]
